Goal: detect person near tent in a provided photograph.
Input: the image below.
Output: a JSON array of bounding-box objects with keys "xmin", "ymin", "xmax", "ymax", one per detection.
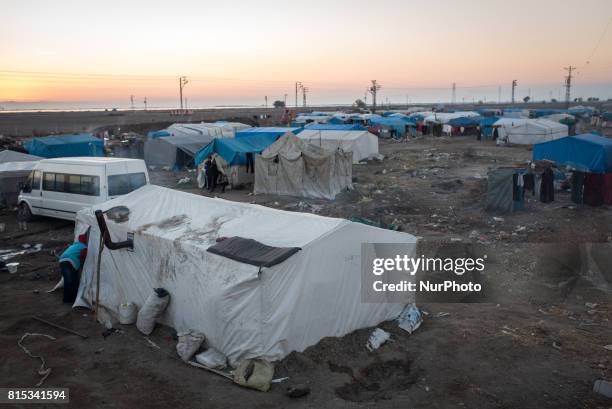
[
  {"xmin": 203, "ymin": 157, "xmax": 211, "ymax": 189},
  {"xmin": 540, "ymin": 167, "xmax": 555, "ymax": 203},
  {"xmin": 245, "ymin": 152, "xmax": 254, "ymax": 174},
  {"xmin": 207, "ymin": 156, "xmax": 218, "ymax": 192},
  {"xmin": 59, "ymin": 234, "xmax": 88, "ymax": 304}
]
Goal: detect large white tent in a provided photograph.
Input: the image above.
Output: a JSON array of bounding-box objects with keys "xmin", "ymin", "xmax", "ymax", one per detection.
[
  {"xmin": 74, "ymin": 185, "xmax": 416, "ymax": 365},
  {"xmin": 494, "ymin": 118, "xmax": 568, "ymax": 145},
  {"xmin": 166, "ymin": 122, "xmax": 250, "ymax": 139},
  {"xmin": 423, "ymin": 111, "xmax": 480, "ymax": 124},
  {"xmin": 254, "ymin": 134, "xmax": 352, "ymax": 199},
  {"xmin": 296, "ymin": 129, "xmax": 379, "ymax": 163},
  {"xmin": 0, "ymin": 150, "xmax": 42, "ymax": 206}
]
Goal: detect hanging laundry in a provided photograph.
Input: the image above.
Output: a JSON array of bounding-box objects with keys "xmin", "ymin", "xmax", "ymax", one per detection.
[
  {"xmin": 584, "ymin": 173, "xmax": 604, "ymax": 206},
  {"xmin": 571, "ymin": 171, "xmax": 585, "ymax": 205}
]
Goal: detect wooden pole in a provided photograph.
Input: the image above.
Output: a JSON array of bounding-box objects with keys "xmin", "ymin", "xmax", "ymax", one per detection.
[{"xmin": 94, "ymin": 232, "xmax": 104, "ymax": 322}]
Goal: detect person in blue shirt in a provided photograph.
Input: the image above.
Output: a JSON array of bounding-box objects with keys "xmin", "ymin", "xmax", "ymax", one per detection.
[{"xmin": 59, "ymin": 234, "xmax": 88, "ymax": 303}]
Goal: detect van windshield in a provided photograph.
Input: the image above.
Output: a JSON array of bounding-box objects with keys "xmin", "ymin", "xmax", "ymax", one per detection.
[{"xmin": 108, "ymin": 172, "xmax": 147, "ymax": 196}]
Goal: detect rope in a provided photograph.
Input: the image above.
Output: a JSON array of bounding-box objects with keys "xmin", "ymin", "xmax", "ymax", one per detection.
[{"xmin": 17, "ymin": 332, "xmax": 56, "ymax": 386}]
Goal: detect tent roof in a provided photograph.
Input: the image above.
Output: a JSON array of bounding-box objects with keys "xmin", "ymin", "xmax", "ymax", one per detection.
[
  {"xmin": 533, "ymin": 133, "xmax": 612, "ymax": 173},
  {"xmin": 195, "ymin": 132, "xmax": 290, "ymax": 166},
  {"xmin": 0, "ymin": 150, "xmax": 41, "ymax": 163},
  {"xmin": 235, "ymin": 127, "xmax": 301, "ymax": 138},
  {"xmin": 304, "ymin": 123, "xmax": 366, "ymax": 131},
  {"xmin": 23, "ymin": 133, "xmax": 104, "ymax": 158},
  {"xmin": 448, "ymin": 116, "xmax": 483, "ymax": 126}
]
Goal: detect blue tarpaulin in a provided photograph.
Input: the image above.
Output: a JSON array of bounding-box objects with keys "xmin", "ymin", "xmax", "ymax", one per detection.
[
  {"xmin": 304, "ymin": 123, "xmax": 366, "ymax": 131},
  {"xmin": 328, "ymin": 116, "xmax": 348, "ymax": 124},
  {"xmin": 533, "ymin": 133, "xmax": 612, "ymax": 173},
  {"xmin": 448, "ymin": 116, "xmax": 482, "ymax": 127},
  {"xmin": 195, "ymin": 133, "xmax": 283, "ymax": 166},
  {"xmin": 532, "ymin": 109, "xmax": 565, "ymax": 118},
  {"xmin": 24, "ymin": 134, "xmax": 104, "ymax": 158},
  {"xmin": 480, "ymin": 116, "xmax": 499, "ymax": 137},
  {"xmin": 147, "ymin": 130, "xmax": 171, "ymax": 138}
]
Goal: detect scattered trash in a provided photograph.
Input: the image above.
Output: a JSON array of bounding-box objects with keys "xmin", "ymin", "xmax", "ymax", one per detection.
[
  {"xmin": 603, "ymin": 345, "xmax": 612, "ymax": 351},
  {"xmin": 177, "ymin": 177, "xmax": 191, "ymax": 185},
  {"xmin": 397, "ymin": 304, "xmax": 423, "ymax": 334},
  {"xmin": 47, "ymin": 278, "xmax": 64, "ymax": 293},
  {"xmin": 286, "ymin": 384, "xmax": 311, "ymax": 398},
  {"xmin": 593, "ymin": 380, "xmax": 612, "ymax": 398},
  {"xmin": 492, "ymin": 217, "xmax": 504, "ymax": 222},
  {"xmin": 585, "ymin": 302, "xmax": 598, "ymax": 309},
  {"xmin": 176, "ymin": 330, "xmax": 206, "ymax": 361},
  {"xmin": 104, "ymin": 206, "xmax": 131, "ymax": 223},
  {"xmin": 22, "ymin": 243, "xmax": 31, "ymax": 249},
  {"xmin": 0, "ymin": 222, "xmax": 5, "ymax": 233},
  {"xmin": 233, "ymin": 359, "xmax": 275, "ymax": 392},
  {"xmin": 195, "ymin": 348, "xmax": 227, "ymax": 369},
  {"xmin": 118, "ymin": 302, "xmax": 138, "ymax": 325},
  {"xmin": 271, "ymin": 377, "xmax": 289, "ymax": 384},
  {"xmin": 144, "ymin": 337, "xmax": 160, "ymax": 350},
  {"xmin": 136, "ymin": 288, "xmax": 170, "ymax": 335},
  {"xmin": 32, "ymin": 316, "xmax": 88, "ymax": 339},
  {"xmin": 6, "ymin": 262, "xmax": 19, "ymax": 274},
  {"xmin": 32, "ymin": 289, "xmax": 39, "ymax": 294},
  {"xmin": 435, "ymin": 312, "xmax": 450, "ymax": 318},
  {"xmin": 102, "ymin": 328, "xmax": 120, "ymax": 339},
  {"xmin": 18, "ymin": 333, "xmax": 56, "ymax": 386},
  {"xmin": 366, "ymin": 328, "xmax": 391, "ymax": 351},
  {"xmin": 552, "ymin": 341, "xmax": 562, "ymax": 351}
]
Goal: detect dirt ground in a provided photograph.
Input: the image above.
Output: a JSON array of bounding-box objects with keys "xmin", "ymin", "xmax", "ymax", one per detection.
[{"xmin": 1, "ymin": 135, "xmax": 611, "ymax": 408}]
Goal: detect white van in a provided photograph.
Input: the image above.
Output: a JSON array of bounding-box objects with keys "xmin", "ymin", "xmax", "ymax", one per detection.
[{"xmin": 17, "ymin": 157, "xmax": 150, "ymax": 221}]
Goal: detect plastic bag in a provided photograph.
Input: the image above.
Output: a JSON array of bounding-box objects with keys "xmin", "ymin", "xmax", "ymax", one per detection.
[
  {"xmin": 136, "ymin": 288, "xmax": 170, "ymax": 335},
  {"xmin": 119, "ymin": 302, "xmax": 138, "ymax": 325},
  {"xmin": 195, "ymin": 348, "xmax": 227, "ymax": 369},
  {"xmin": 233, "ymin": 359, "xmax": 274, "ymax": 392},
  {"xmin": 366, "ymin": 328, "xmax": 391, "ymax": 351},
  {"xmin": 176, "ymin": 330, "xmax": 205, "ymax": 361},
  {"xmin": 397, "ymin": 303, "xmax": 423, "ymax": 334}
]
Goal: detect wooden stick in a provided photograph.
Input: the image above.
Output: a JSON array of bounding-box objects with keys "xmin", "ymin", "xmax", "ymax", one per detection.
[
  {"xmin": 187, "ymin": 361, "xmax": 234, "ymax": 381},
  {"xmin": 32, "ymin": 316, "xmax": 88, "ymax": 339},
  {"xmin": 94, "ymin": 232, "xmax": 104, "ymax": 322}
]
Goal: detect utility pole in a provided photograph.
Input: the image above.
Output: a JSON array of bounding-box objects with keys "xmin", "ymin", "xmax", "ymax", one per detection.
[
  {"xmin": 451, "ymin": 82, "xmax": 456, "ymax": 104},
  {"xmin": 265, "ymin": 96, "xmax": 268, "ymax": 108},
  {"xmin": 511, "ymin": 80, "xmax": 517, "ymax": 104},
  {"xmin": 368, "ymin": 80, "xmax": 381, "ymax": 113},
  {"xmin": 364, "ymin": 90, "xmax": 368, "ymax": 105},
  {"xmin": 143, "ymin": 97, "xmax": 148, "ymax": 111},
  {"xmin": 179, "ymin": 76, "xmax": 188, "ymax": 109},
  {"xmin": 302, "ymin": 87, "xmax": 309, "ymax": 107},
  {"xmin": 564, "ymin": 66, "xmax": 576, "ymax": 108},
  {"xmin": 295, "ymin": 82, "xmax": 302, "ymax": 108},
  {"xmin": 283, "ymin": 93, "xmax": 287, "ymax": 106},
  {"xmin": 130, "ymin": 95, "xmax": 135, "ymax": 110}
]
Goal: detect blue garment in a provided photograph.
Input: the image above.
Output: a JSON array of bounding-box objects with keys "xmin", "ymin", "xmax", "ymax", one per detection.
[{"xmin": 59, "ymin": 242, "xmax": 86, "ymax": 270}]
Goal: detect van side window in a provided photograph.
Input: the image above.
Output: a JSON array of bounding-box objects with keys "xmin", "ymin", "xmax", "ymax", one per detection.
[
  {"xmin": 108, "ymin": 172, "xmax": 147, "ymax": 196},
  {"xmin": 32, "ymin": 170, "xmax": 41, "ymax": 190},
  {"xmin": 43, "ymin": 172, "xmax": 100, "ymax": 196}
]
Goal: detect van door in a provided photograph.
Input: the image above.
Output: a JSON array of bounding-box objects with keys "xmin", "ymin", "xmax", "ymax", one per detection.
[{"xmin": 28, "ymin": 170, "xmax": 43, "ymax": 214}]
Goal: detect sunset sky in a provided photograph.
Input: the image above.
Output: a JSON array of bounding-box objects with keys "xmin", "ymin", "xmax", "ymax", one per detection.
[{"xmin": 1, "ymin": 0, "xmax": 612, "ymax": 108}]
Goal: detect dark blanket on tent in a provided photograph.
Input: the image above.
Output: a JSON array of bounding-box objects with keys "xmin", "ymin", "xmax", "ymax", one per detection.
[{"xmin": 207, "ymin": 236, "xmax": 301, "ymax": 267}]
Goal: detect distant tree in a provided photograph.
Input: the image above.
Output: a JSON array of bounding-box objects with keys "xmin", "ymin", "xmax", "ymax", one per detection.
[
  {"xmin": 354, "ymin": 99, "xmax": 367, "ymax": 109},
  {"xmin": 574, "ymin": 97, "xmax": 583, "ymax": 102},
  {"xmin": 551, "ymin": 98, "xmax": 558, "ymax": 103},
  {"xmin": 523, "ymin": 96, "xmax": 531, "ymax": 103},
  {"xmin": 273, "ymin": 100, "xmax": 285, "ymax": 108},
  {"xmin": 587, "ymin": 97, "xmax": 600, "ymax": 102},
  {"xmin": 477, "ymin": 100, "xmax": 483, "ymax": 105}
]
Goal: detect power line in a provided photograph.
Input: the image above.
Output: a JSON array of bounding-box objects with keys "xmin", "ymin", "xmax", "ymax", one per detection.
[{"xmin": 584, "ymin": 16, "xmax": 612, "ymax": 66}]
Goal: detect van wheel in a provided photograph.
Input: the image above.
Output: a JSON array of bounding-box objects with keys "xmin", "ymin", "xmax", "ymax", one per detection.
[{"xmin": 18, "ymin": 202, "xmax": 33, "ymax": 222}]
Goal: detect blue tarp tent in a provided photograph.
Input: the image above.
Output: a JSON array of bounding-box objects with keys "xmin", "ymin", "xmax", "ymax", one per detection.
[
  {"xmin": 480, "ymin": 116, "xmax": 499, "ymax": 138},
  {"xmin": 304, "ymin": 123, "xmax": 366, "ymax": 131},
  {"xmin": 24, "ymin": 134, "xmax": 104, "ymax": 158},
  {"xmin": 532, "ymin": 109, "xmax": 565, "ymax": 118},
  {"xmin": 328, "ymin": 116, "xmax": 348, "ymax": 124},
  {"xmin": 195, "ymin": 133, "xmax": 284, "ymax": 166},
  {"xmin": 448, "ymin": 116, "xmax": 482, "ymax": 127},
  {"xmin": 533, "ymin": 133, "xmax": 612, "ymax": 173}
]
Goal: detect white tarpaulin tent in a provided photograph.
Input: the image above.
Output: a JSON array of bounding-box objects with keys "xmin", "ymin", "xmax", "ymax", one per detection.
[
  {"xmin": 0, "ymin": 150, "xmax": 42, "ymax": 206},
  {"xmin": 167, "ymin": 122, "xmax": 251, "ymax": 139},
  {"xmin": 494, "ymin": 118, "xmax": 568, "ymax": 145},
  {"xmin": 254, "ymin": 134, "xmax": 352, "ymax": 199},
  {"xmin": 74, "ymin": 185, "xmax": 416, "ymax": 365},
  {"xmin": 144, "ymin": 134, "xmax": 213, "ymax": 168},
  {"xmin": 296, "ymin": 129, "xmax": 379, "ymax": 163},
  {"xmin": 423, "ymin": 111, "xmax": 480, "ymax": 124}
]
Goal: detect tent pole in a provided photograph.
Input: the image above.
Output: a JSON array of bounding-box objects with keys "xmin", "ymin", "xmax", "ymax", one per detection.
[{"xmin": 94, "ymin": 232, "xmax": 104, "ymax": 322}]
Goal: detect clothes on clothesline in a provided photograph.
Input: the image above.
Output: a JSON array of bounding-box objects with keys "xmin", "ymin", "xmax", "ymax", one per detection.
[{"xmin": 540, "ymin": 167, "xmax": 555, "ymax": 203}]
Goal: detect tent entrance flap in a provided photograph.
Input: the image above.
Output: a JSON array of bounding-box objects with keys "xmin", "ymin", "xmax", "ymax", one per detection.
[{"xmin": 207, "ymin": 236, "xmax": 301, "ymax": 267}]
